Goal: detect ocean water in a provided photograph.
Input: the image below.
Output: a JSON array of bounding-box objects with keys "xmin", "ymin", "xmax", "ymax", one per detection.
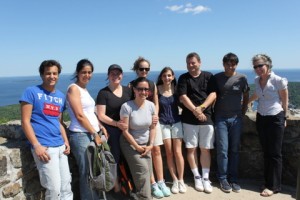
[{"xmin": 0, "ymin": 69, "xmax": 299, "ymax": 107}]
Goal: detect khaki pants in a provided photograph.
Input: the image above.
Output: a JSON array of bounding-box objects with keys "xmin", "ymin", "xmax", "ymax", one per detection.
[{"xmin": 120, "ymin": 135, "xmax": 153, "ymax": 200}]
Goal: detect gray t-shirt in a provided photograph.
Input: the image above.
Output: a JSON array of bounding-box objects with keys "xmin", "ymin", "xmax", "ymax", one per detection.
[
  {"xmin": 214, "ymin": 72, "xmax": 249, "ymax": 117},
  {"xmin": 120, "ymin": 100, "xmax": 155, "ymax": 144}
]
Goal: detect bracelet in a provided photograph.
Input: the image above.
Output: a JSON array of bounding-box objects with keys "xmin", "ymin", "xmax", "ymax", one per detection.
[
  {"xmin": 93, "ymin": 132, "xmax": 98, "ymax": 137},
  {"xmin": 149, "ymin": 142, "xmax": 154, "ymax": 146}
]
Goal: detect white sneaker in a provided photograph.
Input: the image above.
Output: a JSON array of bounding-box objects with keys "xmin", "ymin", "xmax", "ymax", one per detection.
[
  {"xmin": 203, "ymin": 179, "xmax": 213, "ymax": 193},
  {"xmin": 194, "ymin": 176, "xmax": 204, "ymax": 192},
  {"xmin": 171, "ymin": 180, "xmax": 179, "ymax": 194},
  {"xmin": 178, "ymin": 180, "xmax": 187, "ymax": 193}
]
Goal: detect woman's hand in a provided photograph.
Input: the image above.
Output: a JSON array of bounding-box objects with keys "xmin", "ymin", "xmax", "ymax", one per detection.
[
  {"xmin": 94, "ymin": 134, "xmax": 102, "ymax": 146},
  {"xmin": 136, "ymin": 145, "xmax": 145, "ymax": 154},
  {"xmin": 101, "ymin": 126, "xmax": 109, "ymax": 139},
  {"xmin": 152, "ymin": 115, "xmax": 158, "ymax": 126},
  {"xmin": 116, "ymin": 120, "xmax": 128, "ymax": 131},
  {"xmin": 34, "ymin": 145, "xmax": 50, "ymax": 163},
  {"xmin": 141, "ymin": 145, "xmax": 153, "ymax": 157}
]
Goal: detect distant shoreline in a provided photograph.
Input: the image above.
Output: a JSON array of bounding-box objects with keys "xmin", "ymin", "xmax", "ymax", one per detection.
[{"xmin": 1, "ymin": 68, "xmax": 299, "ymax": 78}]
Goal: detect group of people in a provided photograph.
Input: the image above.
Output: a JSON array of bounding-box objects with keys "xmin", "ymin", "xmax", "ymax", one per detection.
[{"xmin": 20, "ymin": 52, "xmax": 289, "ymax": 200}]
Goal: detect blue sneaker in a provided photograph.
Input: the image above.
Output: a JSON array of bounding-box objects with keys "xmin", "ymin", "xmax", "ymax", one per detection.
[
  {"xmin": 151, "ymin": 183, "xmax": 164, "ymax": 199},
  {"xmin": 220, "ymin": 179, "xmax": 232, "ymax": 193},
  {"xmin": 158, "ymin": 181, "xmax": 171, "ymax": 197},
  {"xmin": 231, "ymin": 182, "xmax": 241, "ymax": 193}
]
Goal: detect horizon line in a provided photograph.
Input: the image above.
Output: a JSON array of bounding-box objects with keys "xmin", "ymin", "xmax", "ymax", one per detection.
[{"xmin": 1, "ymin": 68, "xmax": 299, "ymax": 78}]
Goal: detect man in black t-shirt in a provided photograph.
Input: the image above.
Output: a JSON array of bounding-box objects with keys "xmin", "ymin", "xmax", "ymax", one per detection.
[{"xmin": 177, "ymin": 52, "xmax": 216, "ymax": 194}]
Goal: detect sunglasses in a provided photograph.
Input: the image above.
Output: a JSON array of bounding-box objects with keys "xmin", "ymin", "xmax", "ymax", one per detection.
[
  {"xmin": 135, "ymin": 87, "xmax": 149, "ymax": 92},
  {"xmin": 253, "ymin": 64, "xmax": 265, "ymax": 69},
  {"xmin": 138, "ymin": 68, "xmax": 150, "ymax": 72}
]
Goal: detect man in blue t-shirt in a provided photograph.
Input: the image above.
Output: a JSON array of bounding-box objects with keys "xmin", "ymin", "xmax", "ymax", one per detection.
[{"xmin": 20, "ymin": 60, "xmax": 73, "ymax": 200}]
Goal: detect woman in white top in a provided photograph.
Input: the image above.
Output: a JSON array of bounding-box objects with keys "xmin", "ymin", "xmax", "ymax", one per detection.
[
  {"xmin": 249, "ymin": 54, "xmax": 288, "ymax": 197},
  {"xmin": 67, "ymin": 59, "xmax": 107, "ymax": 200}
]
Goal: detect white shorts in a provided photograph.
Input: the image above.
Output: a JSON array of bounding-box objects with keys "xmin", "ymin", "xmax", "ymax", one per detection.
[
  {"xmin": 161, "ymin": 122, "xmax": 183, "ymax": 140},
  {"xmin": 153, "ymin": 121, "xmax": 163, "ymax": 146},
  {"xmin": 182, "ymin": 123, "xmax": 214, "ymax": 149}
]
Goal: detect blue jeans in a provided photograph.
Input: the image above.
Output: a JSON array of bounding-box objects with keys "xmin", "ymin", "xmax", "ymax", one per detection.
[
  {"xmin": 69, "ymin": 131, "xmax": 98, "ymax": 200},
  {"xmin": 215, "ymin": 115, "xmax": 242, "ymax": 182},
  {"xmin": 31, "ymin": 145, "xmax": 73, "ymax": 200}
]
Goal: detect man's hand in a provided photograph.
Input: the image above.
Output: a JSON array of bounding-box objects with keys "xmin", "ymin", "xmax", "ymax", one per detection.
[
  {"xmin": 63, "ymin": 142, "xmax": 71, "ymax": 155},
  {"xmin": 34, "ymin": 145, "xmax": 50, "ymax": 163},
  {"xmin": 196, "ymin": 113, "xmax": 207, "ymax": 122}
]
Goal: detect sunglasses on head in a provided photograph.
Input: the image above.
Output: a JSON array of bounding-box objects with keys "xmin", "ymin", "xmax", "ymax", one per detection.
[
  {"xmin": 135, "ymin": 87, "xmax": 149, "ymax": 92},
  {"xmin": 138, "ymin": 68, "xmax": 150, "ymax": 72},
  {"xmin": 253, "ymin": 64, "xmax": 265, "ymax": 69}
]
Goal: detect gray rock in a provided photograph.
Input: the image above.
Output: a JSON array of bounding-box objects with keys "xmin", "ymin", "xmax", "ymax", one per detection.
[
  {"xmin": 2, "ymin": 182, "xmax": 21, "ymax": 198},
  {"xmin": 10, "ymin": 149, "xmax": 22, "ymax": 168},
  {"xmin": 0, "ymin": 155, "xmax": 7, "ymax": 177}
]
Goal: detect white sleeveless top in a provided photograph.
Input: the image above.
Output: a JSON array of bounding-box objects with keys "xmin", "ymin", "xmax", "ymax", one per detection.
[{"xmin": 67, "ymin": 83, "xmax": 99, "ymax": 132}]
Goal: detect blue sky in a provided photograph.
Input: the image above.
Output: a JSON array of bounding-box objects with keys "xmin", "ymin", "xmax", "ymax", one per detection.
[{"xmin": 0, "ymin": 0, "xmax": 299, "ymax": 77}]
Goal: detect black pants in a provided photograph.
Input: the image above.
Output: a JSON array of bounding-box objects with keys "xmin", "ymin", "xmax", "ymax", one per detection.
[{"xmin": 256, "ymin": 111, "xmax": 285, "ymax": 192}]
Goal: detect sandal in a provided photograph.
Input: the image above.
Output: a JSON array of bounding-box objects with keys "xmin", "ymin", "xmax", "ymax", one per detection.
[{"xmin": 260, "ymin": 188, "xmax": 274, "ymax": 197}]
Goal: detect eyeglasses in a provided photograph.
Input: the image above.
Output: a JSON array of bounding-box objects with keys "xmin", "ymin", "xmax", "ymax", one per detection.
[
  {"xmin": 135, "ymin": 87, "xmax": 149, "ymax": 92},
  {"xmin": 138, "ymin": 68, "xmax": 150, "ymax": 72},
  {"xmin": 253, "ymin": 64, "xmax": 265, "ymax": 69}
]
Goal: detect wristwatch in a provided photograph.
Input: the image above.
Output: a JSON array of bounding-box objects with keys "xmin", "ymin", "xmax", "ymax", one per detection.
[{"xmin": 199, "ymin": 104, "xmax": 206, "ymax": 111}]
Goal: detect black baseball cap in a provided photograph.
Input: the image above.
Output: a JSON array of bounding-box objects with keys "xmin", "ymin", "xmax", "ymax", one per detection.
[{"xmin": 108, "ymin": 64, "xmax": 123, "ymax": 74}]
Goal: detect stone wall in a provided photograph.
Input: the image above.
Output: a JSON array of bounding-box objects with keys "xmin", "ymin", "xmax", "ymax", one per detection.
[{"xmin": 0, "ymin": 114, "xmax": 299, "ymax": 199}]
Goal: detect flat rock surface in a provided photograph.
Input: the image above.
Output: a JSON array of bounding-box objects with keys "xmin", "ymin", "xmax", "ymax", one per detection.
[{"xmin": 158, "ymin": 179, "xmax": 296, "ymax": 200}]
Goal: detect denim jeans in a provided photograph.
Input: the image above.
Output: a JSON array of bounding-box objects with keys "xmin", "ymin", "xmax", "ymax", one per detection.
[
  {"xmin": 31, "ymin": 145, "xmax": 73, "ymax": 200},
  {"xmin": 215, "ymin": 115, "xmax": 242, "ymax": 182},
  {"xmin": 69, "ymin": 131, "xmax": 99, "ymax": 200}
]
